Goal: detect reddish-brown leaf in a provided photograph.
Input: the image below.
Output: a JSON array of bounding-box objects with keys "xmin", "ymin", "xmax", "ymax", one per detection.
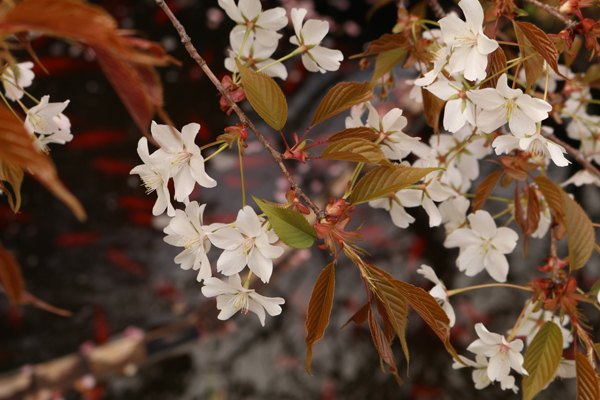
[
  {"xmin": 472, "ymin": 170, "xmax": 503, "ymax": 212},
  {"xmin": 312, "ymin": 81, "xmax": 374, "ymax": 126},
  {"xmin": 0, "ymin": 241, "xmax": 24, "ymax": 304},
  {"xmin": 513, "ymin": 21, "xmax": 545, "ymax": 90},
  {"xmin": 526, "ymin": 186, "xmax": 541, "ymax": 236},
  {"xmin": 514, "ymin": 21, "xmax": 568, "ymax": 81},
  {"xmin": 20, "ymin": 291, "xmax": 72, "ymax": 317},
  {"xmin": 514, "ymin": 182, "xmax": 526, "ymax": 232},
  {"xmin": 341, "ymin": 301, "xmax": 371, "ymax": 329},
  {"xmin": 534, "ymin": 176, "xmax": 566, "ymax": 228},
  {"xmin": 350, "ymin": 34, "xmax": 407, "ymax": 58},
  {"xmin": 481, "ymin": 47, "xmax": 507, "ymax": 89},
  {"xmin": 422, "ymin": 87, "xmax": 444, "ymax": 134},
  {"xmin": 368, "ymin": 308, "xmax": 403, "ymax": 386},
  {"xmin": 327, "ymin": 127, "xmax": 379, "ymax": 143},
  {"xmin": 374, "ymin": 296, "xmax": 396, "ymax": 343},
  {"xmin": 0, "ymin": 157, "xmax": 24, "ymax": 213},
  {"xmin": 305, "ymin": 263, "xmax": 336, "ymax": 374},
  {"xmin": 0, "ymin": 104, "xmax": 85, "ymax": 220},
  {"xmin": 321, "ymin": 138, "xmax": 392, "ymax": 165},
  {"xmin": 576, "ymin": 352, "xmax": 600, "ymax": 400}
]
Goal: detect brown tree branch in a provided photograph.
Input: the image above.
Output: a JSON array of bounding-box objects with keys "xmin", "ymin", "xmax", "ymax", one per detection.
[
  {"xmin": 155, "ymin": 0, "xmax": 325, "ymax": 219},
  {"xmin": 522, "ymin": 0, "xmax": 578, "ymax": 28},
  {"xmin": 425, "ymin": 0, "xmax": 446, "ymax": 20},
  {"xmin": 542, "ymin": 131, "xmax": 600, "ymax": 178}
]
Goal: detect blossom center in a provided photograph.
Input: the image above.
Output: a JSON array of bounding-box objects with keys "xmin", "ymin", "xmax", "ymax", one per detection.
[
  {"xmin": 141, "ymin": 172, "xmax": 163, "ymax": 194},
  {"xmin": 498, "ymin": 98, "xmax": 519, "ymax": 121},
  {"xmin": 453, "ymin": 30, "xmax": 477, "ymax": 47},
  {"xmin": 228, "ymin": 291, "xmax": 251, "ymax": 313},
  {"xmin": 29, "ymin": 114, "xmax": 51, "ymax": 133},
  {"xmin": 525, "ymin": 137, "xmax": 546, "ymax": 157},
  {"xmin": 182, "ymin": 234, "xmax": 203, "ymax": 251},
  {"xmin": 167, "ymin": 151, "xmax": 192, "ymax": 172},
  {"xmin": 480, "ymin": 238, "xmax": 494, "ymax": 255}
]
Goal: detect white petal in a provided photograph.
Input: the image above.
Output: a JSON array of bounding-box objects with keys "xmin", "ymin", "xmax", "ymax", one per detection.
[
  {"xmin": 173, "ymin": 167, "xmax": 195, "ymax": 202},
  {"xmin": 463, "ymin": 46, "xmax": 488, "ymax": 81},
  {"xmin": 467, "ymin": 88, "xmax": 504, "ymax": 110},
  {"xmin": 190, "ymin": 154, "xmax": 217, "ymax": 188},
  {"xmin": 445, "ymin": 228, "xmax": 481, "ymax": 248},
  {"xmin": 460, "ymin": 0, "xmax": 484, "ymax": 31},
  {"xmin": 302, "ymin": 19, "xmax": 329, "ymax": 45},
  {"xmin": 488, "ymin": 353, "xmax": 511, "ymax": 381},
  {"xmin": 468, "ymin": 210, "xmax": 497, "ymax": 240},
  {"xmin": 239, "ymin": 0, "xmax": 261, "ymax": 20},
  {"xmin": 248, "ymin": 249, "xmax": 273, "ymax": 283},
  {"xmin": 492, "ymin": 134, "xmax": 521, "ymax": 155},
  {"xmin": 290, "ymin": 8, "xmax": 307, "ymax": 40},
  {"xmin": 309, "ymin": 45, "xmax": 343, "ymax": 72},
  {"xmin": 484, "ymin": 249, "xmax": 509, "ymax": 282},
  {"xmin": 217, "ymin": 249, "xmax": 247, "ymax": 276},
  {"xmin": 422, "ymin": 196, "xmax": 442, "ymax": 227},
  {"xmin": 256, "ymin": 7, "xmax": 287, "ymax": 31},
  {"xmin": 236, "ymin": 206, "xmax": 262, "ymax": 237},
  {"xmin": 492, "ymin": 227, "xmax": 518, "ymax": 253},
  {"xmin": 457, "ymin": 245, "xmax": 486, "ymax": 275},
  {"xmin": 209, "ymin": 228, "xmax": 245, "ymax": 250},
  {"xmin": 218, "ymin": 0, "xmax": 243, "ymax": 22},
  {"xmin": 250, "ymin": 292, "xmax": 284, "ymax": 316},
  {"xmin": 202, "ymin": 277, "xmax": 235, "ymax": 297}
]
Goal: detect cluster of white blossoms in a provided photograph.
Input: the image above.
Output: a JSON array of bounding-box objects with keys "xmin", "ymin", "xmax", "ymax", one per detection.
[
  {"xmin": 220, "ymin": 0, "xmax": 343, "ymax": 78},
  {"xmin": 2, "ymin": 62, "xmax": 72, "ymax": 153},
  {"xmin": 131, "ymin": 122, "xmax": 285, "ymax": 326}
]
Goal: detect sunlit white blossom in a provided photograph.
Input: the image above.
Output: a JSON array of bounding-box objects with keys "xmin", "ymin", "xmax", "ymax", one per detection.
[
  {"xmin": 290, "ymin": 8, "xmax": 343, "ymax": 73},
  {"xmin": 492, "ymin": 127, "xmax": 570, "ymax": 167},
  {"xmin": 369, "ymin": 189, "xmax": 421, "ymax": 228},
  {"xmin": 417, "ymin": 264, "xmax": 455, "ymax": 326},
  {"xmin": 201, "ymin": 274, "xmax": 284, "ymax": 326},
  {"xmin": 225, "ymin": 29, "xmax": 287, "ymax": 79},
  {"xmin": 2, "ymin": 62, "xmax": 34, "ymax": 101},
  {"xmin": 218, "ymin": 0, "xmax": 287, "ymax": 47},
  {"xmin": 24, "ymin": 95, "xmax": 70, "ymax": 136},
  {"xmin": 365, "ymin": 102, "xmax": 421, "ymax": 160},
  {"xmin": 453, "ymin": 354, "xmax": 518, "ymax": 392}
]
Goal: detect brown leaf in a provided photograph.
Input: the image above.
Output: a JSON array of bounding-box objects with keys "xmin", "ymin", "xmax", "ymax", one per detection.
[
  {"xmin": 514, "ymin": 182, "xmax": 526, "ymax": 233},
  {"xmin": 312, "ymin": 81, "xmax": 374, "ymax": 127},
  {"xmin": 0, "ymin": 157, "xmax": 23, "ymax": 213},
  {"xmin": 305, "ymin": 263, "xmax": 335, "ymax": 375},
  {"xmin": 513, "ymin": 21, "xmax": 545, "ymax": 90},
  {"xmin": 371, "ymin": 48, "xmax": 408, "ymax": 83},
  {"xmin": 21, "ymin": 291, "xmax": 72, "ymax": 317},
  {"xmin": 0, "ymin": 241, "xmax": 24, "ymax": 304},
  {"xmin": 422, "ymin": 87, "xmax": 444, "ymax": 134},
  {"xmin": 0, "ymin": 104, "xmax": 85, "ymax": 221},
  {"xmin": 472, "ymin": 170, "xmax": 503, "ymax": 212},
  {"xmin": 526, "ymin": 185, "xmax": 541, "ymax": 236},
  {"xmin": 576, "ymin": 352, "xmax": 600, "ymax": 400},
  {"xmin": 482, "ymin": 47, "xmax": 507, "ymax": 89},
  {"xmin": 374, "ymin": 296, "xmax": 395, "ymax": 343},
  {"xmin": 368, "ymin": 308, "xmax": 403, "ymax": 386},
  {"xmin": 514, "ymin": 21, "xmax": 569, "ymax": 81},
  {"xmin": 351, "ymin": 34, "xmax": 407, "ymax": 58},
  {"xmin": 321, "ymin": 138, "xmax": 392, "ymax": 165},
  {"xmin": 327, "ymin": 127, "xmax": 379, "ymax": 143},
  {"xmin": 534, "ymin": 176, "xmax": 566, "ymax": 228},
  {"xmin": 341, "ymin": 301, "xmax": 371, "ymax": 329}
]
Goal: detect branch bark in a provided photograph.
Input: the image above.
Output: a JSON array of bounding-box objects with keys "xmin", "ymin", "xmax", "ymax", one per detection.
[
  {"xmin": 542, "ymin": 131, "xmax": 600, "ymax": 178},
  {"xmin": 425, "ymin": 0, "xmax": 446, "ymax": 20},
  {"xmin": 522, "ymin": 0, "xmax": 578, "ymax": 28},
  {"xmin": 155, "ymin": 0, "xmax": 325, "ymax": 219}
]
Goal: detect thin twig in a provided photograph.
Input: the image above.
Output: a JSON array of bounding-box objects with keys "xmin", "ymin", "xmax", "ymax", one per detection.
[
  {"xmin": 425, "ymin": 0, "xmax": 446, "ymax": 19},
  {"xmin": 543, "ymin": 131, "xmax": 600, "ymax": 178},
  {"xmin": 155, "ymin": 0, "xmax": 325, "ymax": 219},
  {"xmin": 522, "ymin": 0, "xmax": 578, "ymax": 28}
]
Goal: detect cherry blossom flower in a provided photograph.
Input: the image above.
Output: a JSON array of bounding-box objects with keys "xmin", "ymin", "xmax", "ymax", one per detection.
[
  {"xmin": 563, "ymin": 170, "xmax": 600, "ymax": 186},
  {"xmin": 290, "ymin": 8, "xmax": 343, "ymax": 73},
  {"xmin": 425, "ymin": 75, "xmax": 475, "ymax": 133},
  {"xmin": 439, "ymin": 196, "xmax": 470, "ymax": 232},
  {"xmin": 511, "ymin": 303, "xmax": 572, "ymax": 349},
  {"xmin": 369, "ymin": 189, "xmax": 421, "ymax": 228},
  {"xmin": 130, "ymin": 137, "xmax": 175, "ymax": 217},
  {"xmin": 201, "ymin": 274, "xmax": 284, "ymax": 326},
  {"xmin": 365, "ymin": 102, "xmax": 421, "ymax": 160},
  {"xmin": 164, "ymin": 201, "xmax": 215, "ymax": 282},
  {"xmin": 467, "ymin": 323, "xmax": 528, "ymax": 382},
  {"xmin": 417, "ymin": 265, "xmax": 455, "ymax": 326},
  {"xmin": 24, "ymin": 95, "xmax": 70, "ymax": 135},
  {"xmin": 34, "ymin": 130, "xmax": 73, "ymax": 153},
  {"xmin": 439, "ymin": 0, "xmax": 498, "ymax": 81},
  {"xmin": 453, "ymin": 355, "xmax": 518, "ymax": 392},
  {"xmin": 2, "ymin": 61, "xmax": 34, "ymax": 101},
  {"xmin": 218, "ymin": 0, "xmax": 287, "ymax": 47},
  {"xmin": 209, "ymin": 206, "xmax": 284, "ymax": 283},
  {"xmin": 467, "ymin": 74, "xmax": 552, "ymax": 137},
  {"xmin": 150, "ymin": 121, "xmax": 216, "ymax": 202},
  {"xmin": 445, "ymin": 210, "xmax": 518, "ymax": 282},
  {"xmin": 492, "ymin": 127, "xmax": 570, "ymax": 167},
  {"xmin": 225, "ymin": 29, "xmax": 287, "ymax": 79}
]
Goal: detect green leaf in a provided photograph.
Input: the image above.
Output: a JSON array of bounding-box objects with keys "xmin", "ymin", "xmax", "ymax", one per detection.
[
  {"xmin": 321, "ymin": 138, "xmax": 391, "ymax": 165},
  {"xmin": 368, "ymin": 308, "xmax": 403, "ymax": 386},
  {"xmin": 534, "ymin": 176, "xmax": 595, "ymax": 271},
  {"xmin": 522, "ymin": 322, "xmax": 563, "ymax": 400},
  {"xmin": 350, "ymin": 165, "xmax": 439, "ymax": 205},
  {"xmin": 253, "ymin": 197, "xmax": 317, "ymax": 249},
  {"xmin": 576, "ymin": 351, "xmax": 600, "ymax": 400},
  {"xmin": 312, "ymin": 81, "xmax": 374, "ymax": 126},
  {"xmin": 236, "ymin": 59, "xmax": 287, "ymax": 131},
  {"xmin": 305, "ymin": 263, "xmax": 336, "ymax": 375},
  {"xmin": 562, "ymin": 190, "xmax": 595, "ymax": 271},
  {"xmin": 371, "ymin": 48, "xmax": 408, "ymax": 83},
  {"xmin": 472, "ymin": 170, "xmax": 503, "ymax": 212},
  {"xmin": 327, "ymin": 127, "xmax": 379, "ymax": 143}
]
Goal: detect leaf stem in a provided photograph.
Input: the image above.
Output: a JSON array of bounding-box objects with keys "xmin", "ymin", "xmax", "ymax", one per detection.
[
  {"xmin": 239, "ymin": 141, "xmax": 246, "ymax": 208},
  {"xmin": 243, "ymin": 270, "xmax": 253, "ymax": 289},
  {"xmin": 203, "ymin": 143, "xmax": 228, "ymax": 162},
  {"xmin": 255, "ymin": 48, "xmax": 302, "ymax": 74}
]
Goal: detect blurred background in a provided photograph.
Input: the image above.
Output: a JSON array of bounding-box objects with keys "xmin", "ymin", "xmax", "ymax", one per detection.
[{"xmin": 0, "ymin": 0, "xmax": 597, "ymax": 398}]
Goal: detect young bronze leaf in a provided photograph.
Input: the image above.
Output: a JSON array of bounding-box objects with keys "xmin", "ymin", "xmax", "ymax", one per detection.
[
  {"xmin": 0, "ymin": 157, "xmax": 24, "ymax": 213},
  {"xmin": 253, "ymin": 197, "xmax": 317, "ymax": 249},
  {"xmin": 576, "ymin": 352, "xmax": 600, "ymax": 400},
  {"xmin": 562, "ymin": 190, "xmax": 595, "ymax": 271},
  {"xmin": 522, "ymin": 322, "xmax": 563, "ymax": 400},
  {"xmin": 236, "ymin": 59, "xmax": 287, "ymax": 131},
  {"xmin": 21, "ymin": 291, "xmax": 72, "ymax": 317},
  {"xmin": 0, "ymin": 241, "xmax": 24, "ymax": 304},
  {"xmin": 525, "ymin": 186, "xmax": 541, "ymax": 236},
  {"xmin": 472, "ymin": 170, "xmax": 503, "ymax": 212},
  {"xmin": 321, "ymin": 138, "xmax": 391, "ymax": 165},
  {"xmin": 514, "ymin": 21, "xmax": 568, "ymax": 80},
  {"xmin": 327, "ymin": 127, "xmax": 379, "ymax": 143},
  {"xmin": 305, "ymin": 263, "xmax": 336, "ymax": 375},
  {"xmin": 422, "ymin": 87, "xmax": 445, "ymax": 134},
  {"xmin": 392, "ymin": 278, "xmax": 462, "ymax": 363},
  {"xmin": 350, "ymin": 34, "xmax": 407, "ymax": 58},
  {"xmin": 373, "ymin": 276, "xmax": 410, "ymax": 368},
  {"xmin": 371, "ymin": 48, "xmax": 408, "ymax": 83},
  {"xmin": 350, "ymin": 165, "xmax": 439, "ymax": 205},
  {"xmin": 481, "ymin": 47, "xmax": 507, "ymax": 89},
  {"xmin": 533, "ymin": 176, "xmax": 566, "ymax": 228},
  {"xmin": 368, "ymin": 308, "xmax": 403, "ymax": 386},
  {"xmin": 0, "ymin": 104, "xmax": 85, "ymax": 221},
  {"xmin": 514, "ymin": 183, "xmax": 526, "ymax": 233},
  {"xmin": 513, "ymin": 21, "xmax": 545, "ymax": 89},
  {"xmin": 312, "ymin": 81, "xmax": 374, "ymax": 126},
  {"xmin": 341, "ymin": 301, "xmax": 371, "ymax": 329}
]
